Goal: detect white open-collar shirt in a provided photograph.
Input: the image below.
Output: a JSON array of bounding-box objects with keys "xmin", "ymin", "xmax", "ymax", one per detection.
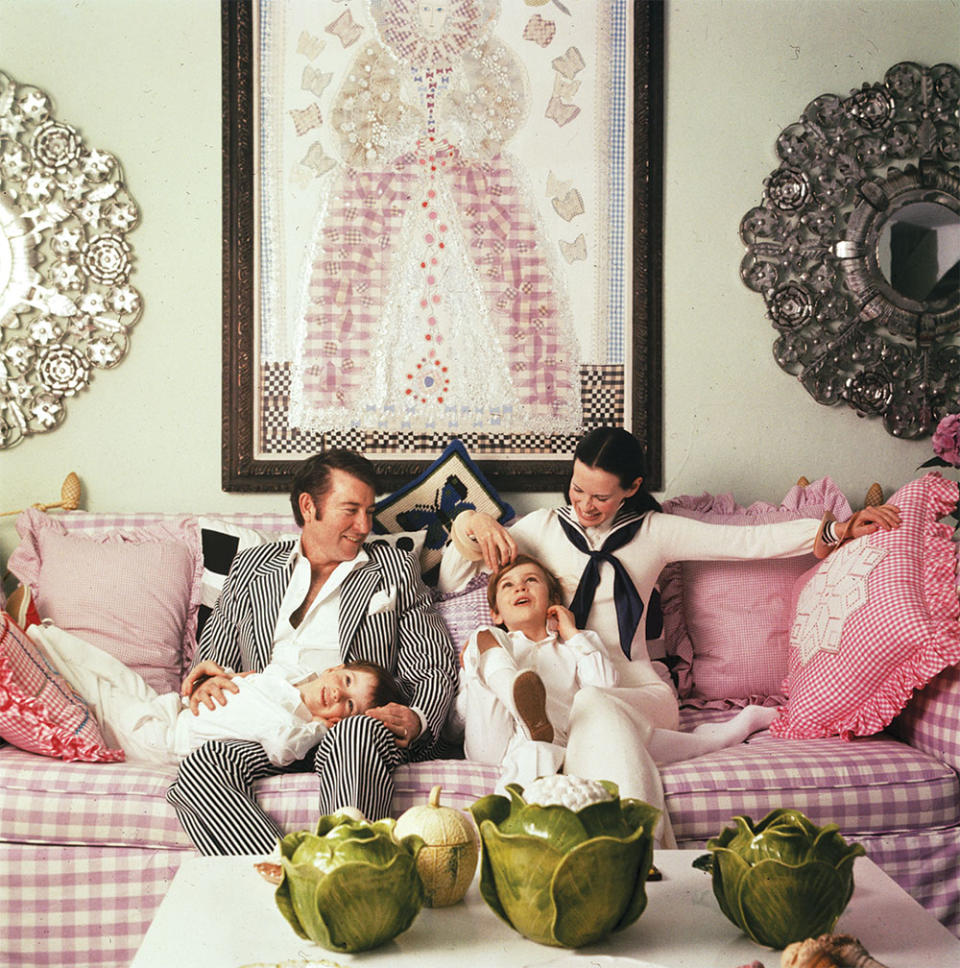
[{"xmin": 270, "ymin": 542, "xmax": 369, "ymax": 682}]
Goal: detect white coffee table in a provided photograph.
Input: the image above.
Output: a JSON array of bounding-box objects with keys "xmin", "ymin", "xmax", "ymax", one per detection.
[{"xmin": 132, "ymin": 850, "xmax": 959, "ymax": 968}]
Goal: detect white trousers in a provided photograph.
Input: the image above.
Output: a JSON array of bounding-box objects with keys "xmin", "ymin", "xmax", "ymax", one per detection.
[
  {"xmin": 458, "ymin": 679, "xmax": 566, "ymax": 793},
  {"xmin": 460, "ymin": 665, "xmax": 680, "ymax": 845},
  {"xmin": 563, "ymin": 682, "xmax": 679, "ymax": 848}
]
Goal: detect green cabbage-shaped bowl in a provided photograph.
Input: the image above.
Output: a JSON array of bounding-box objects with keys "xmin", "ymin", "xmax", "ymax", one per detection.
[
  {"xmin": 274, "ymin": 812, "xmax": 425, "ymax": 953},
  {"xmin": 469, "ymin": 777, "xmax": 660, "ymax": 948},
  {"xmin": 695, "ymin": 808, "xmax": 866, "ymax": 949}
]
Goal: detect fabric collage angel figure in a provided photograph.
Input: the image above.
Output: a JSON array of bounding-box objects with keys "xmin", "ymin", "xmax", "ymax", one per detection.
[{"xmin": 289, "ymin": 0, "xmax": 582, "ymax": 436}]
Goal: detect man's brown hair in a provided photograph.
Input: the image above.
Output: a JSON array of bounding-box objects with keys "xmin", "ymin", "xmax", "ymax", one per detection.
[{"xmin": 290, "ymin": 450, "xmax": 379, "ymax": 527}]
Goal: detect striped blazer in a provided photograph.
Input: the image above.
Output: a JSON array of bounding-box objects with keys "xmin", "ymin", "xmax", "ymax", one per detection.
[{"xmin": 194, "ymin": 539, "xmax": 458, "ymax": 758}]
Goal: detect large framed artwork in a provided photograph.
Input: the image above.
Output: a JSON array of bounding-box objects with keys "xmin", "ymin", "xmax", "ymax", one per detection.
[{"xmin": 222, "ymin": 0, "xmax": 663, "ymax": 492}]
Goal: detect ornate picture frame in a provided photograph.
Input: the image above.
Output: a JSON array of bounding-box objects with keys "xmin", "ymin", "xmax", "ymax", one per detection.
[{"xmin": 221, "ymin": 0, "xmax": 663, "ymax": 492}]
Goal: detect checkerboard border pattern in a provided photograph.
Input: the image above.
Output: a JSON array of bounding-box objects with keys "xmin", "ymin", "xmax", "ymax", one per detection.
[{"xmin": 258, "ymin": 361, "xmax": 624, "ymax": 455}]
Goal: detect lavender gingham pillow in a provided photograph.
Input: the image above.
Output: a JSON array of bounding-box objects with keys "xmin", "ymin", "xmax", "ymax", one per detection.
[
  {"xmin": 432, "ymin": 574, "xmax": 493, "ymax": 652},
  {"xmin": 660, "ymin": 478, "xmax": 852, "ymax": 701},
  {"xmin": 895, "ymin": 662, "xmax": 960, "ymax": 772},
  {"xmin": 894, "ymin": 530, "xmax": 960, "ymax": 770}
]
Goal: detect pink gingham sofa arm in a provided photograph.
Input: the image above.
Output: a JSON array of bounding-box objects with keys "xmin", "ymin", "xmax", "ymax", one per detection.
[{"xmin": 895, "ymin": 663, "xmax": 960, "ymax": 773}]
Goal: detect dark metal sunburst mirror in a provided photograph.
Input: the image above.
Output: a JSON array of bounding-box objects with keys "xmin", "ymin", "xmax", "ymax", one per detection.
[{"xmin": 740, "ymin": 62, "xmax": 960, "ymax": 438}]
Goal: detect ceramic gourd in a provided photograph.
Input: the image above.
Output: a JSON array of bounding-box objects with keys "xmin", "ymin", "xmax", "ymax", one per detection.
[{"xmin": 394, "ymin": 785, "xmax": 479, "ymax": 907}]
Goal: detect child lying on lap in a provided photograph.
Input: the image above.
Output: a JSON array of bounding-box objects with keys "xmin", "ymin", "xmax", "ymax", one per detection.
[{"xmin": 28, "ymin": 623, "xmax": 400, "ymax": 768}]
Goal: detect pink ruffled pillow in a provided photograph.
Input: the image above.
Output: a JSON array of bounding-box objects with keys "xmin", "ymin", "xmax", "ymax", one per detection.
[
  {"xmin": 660, "ymin": 478, "xmax": 852, "ymax": 701},
  {"xmin": 0, "ymin": 612, "xmax": 124, "ymax": 762},
  {"xmin": 7, "ymin": 509, "xmax": 202, "ymax": 694},
  {"xmin": 771, "ymin": 473, "xmax": 960, "ymax": 740}
]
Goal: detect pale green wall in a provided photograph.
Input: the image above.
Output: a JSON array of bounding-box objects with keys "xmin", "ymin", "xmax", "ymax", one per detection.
[
  {"xmin": 1, "ymin": 0, "xmax": 958, "ymax": 565},
  {"xmin": 661, "ymin": 0, "xmax": 959, "ymax": 503}
]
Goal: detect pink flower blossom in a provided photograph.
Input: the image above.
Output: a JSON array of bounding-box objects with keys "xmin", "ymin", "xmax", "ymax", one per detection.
[{"xmin": 932, "ymin": 413, "xmax": 960, "ymax": 467}]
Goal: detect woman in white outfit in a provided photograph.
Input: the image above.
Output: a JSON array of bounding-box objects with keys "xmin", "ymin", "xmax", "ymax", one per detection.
[{"xmin": 439, "ymin": 428, "xmax": 901, "ymax": 845}]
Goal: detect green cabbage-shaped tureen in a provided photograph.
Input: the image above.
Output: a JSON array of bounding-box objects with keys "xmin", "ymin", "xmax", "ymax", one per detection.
[
  {"xmin": 469, "ymin": 776, "xmax": 660, "ymax": 948},
  {"xmin": 697, "ymin": 808, "xmax": 865, "ymax": 949},
  {"xmin": 274, "ymin": 811, "xmax": 425, "ymax": 953}
]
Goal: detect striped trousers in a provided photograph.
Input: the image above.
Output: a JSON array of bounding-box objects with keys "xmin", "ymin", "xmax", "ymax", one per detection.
[{"xmin": 166, "ymin": 715, "xmax": 404, "ymax": 855}]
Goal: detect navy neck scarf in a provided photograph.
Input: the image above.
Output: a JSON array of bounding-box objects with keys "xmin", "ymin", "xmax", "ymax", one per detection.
[{"xmin": 557, "ymin": 511, "xmax": 647, "ymax": 659}]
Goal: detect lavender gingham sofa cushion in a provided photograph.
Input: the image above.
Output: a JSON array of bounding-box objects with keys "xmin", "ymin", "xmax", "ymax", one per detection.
[
  {"xmin": 4, "ymin": 713, "xmax": 954, "ymax": 851},
  {"xmin": 668, "ymin": 708, "xmax": 960, "ymax": 842},
  {"xmin": 0, "ymin": 744, "xmax": 497, "ymax": 849},
  {"xmin": 894, "ymin": 662, "xmax": 960, "ymax": 773}
]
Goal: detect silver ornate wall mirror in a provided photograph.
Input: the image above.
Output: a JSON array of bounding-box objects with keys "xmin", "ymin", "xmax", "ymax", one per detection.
[
  {"xmin": 0, "ymin": 71, "xmax": 141, "ymax": 449},
  {"xmin": 740, "ymin": 62, "xmax": 959, "ymax": 438}
]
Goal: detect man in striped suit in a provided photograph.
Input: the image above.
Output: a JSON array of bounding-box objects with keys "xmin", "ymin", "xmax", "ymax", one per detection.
[{"xmin": 166, "ymin": 450, "xmax": 457, "ymax": 855}]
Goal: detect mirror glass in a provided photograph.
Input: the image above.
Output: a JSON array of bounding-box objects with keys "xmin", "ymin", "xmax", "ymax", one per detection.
[
  {"xmin": 877, "ymin": 201, "xmax": 960, "ymax": 304},
  {"xmin": 0, "ymin": 193, "xmax": 33, "ymax": 326}
]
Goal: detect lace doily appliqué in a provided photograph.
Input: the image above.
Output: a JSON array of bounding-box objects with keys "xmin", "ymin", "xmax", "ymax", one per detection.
[
  {"xmin": 0, "ymin": 71, "xmax": 141, "ymax": 449},
  {"xmin": 791, "ymin": 542, "xmax": 889, "ymax": 666}
]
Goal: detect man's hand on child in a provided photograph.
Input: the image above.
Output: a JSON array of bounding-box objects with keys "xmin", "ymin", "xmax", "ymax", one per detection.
[
  {"xmin": 366, "ymin": 702, "xmax": 421, "ymax": 748},
  {"xmin": 181, "ymin": 660, "xmax": 240, "ymax": 716},
  {"xmin": 547, "ymin": 604, "xmax": 579, "ymax": 642}
]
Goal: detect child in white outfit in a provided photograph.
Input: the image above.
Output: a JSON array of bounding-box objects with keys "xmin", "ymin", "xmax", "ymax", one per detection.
[
  {"xmin": 458, "ymin": 555, "xmax": 778, "ymax": 789},
  {"xmin": 28, "ymin": 623, "xmax": 400, "ymax": 768},
  {"xmin": 458, "ymin": 554, "xmax": 619, "ymax": 786}
]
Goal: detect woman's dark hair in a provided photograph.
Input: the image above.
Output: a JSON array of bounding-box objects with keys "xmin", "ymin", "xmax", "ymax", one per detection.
[
  {"xmin": 290, "ymin": 449, "xmax": 379, "ymax": 527},
  {"xmin": 342, "ymin": 660, "xmax": 405, "ymax": 709},
  {"xmin": 567, "ymin": 427, "xmax": 661, "ymax": 513}
]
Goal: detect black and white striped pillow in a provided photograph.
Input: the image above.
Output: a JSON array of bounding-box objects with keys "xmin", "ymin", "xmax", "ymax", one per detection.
[{"xmin": 197, "ymin": 518, "xmax": 271, "ymax": 639}]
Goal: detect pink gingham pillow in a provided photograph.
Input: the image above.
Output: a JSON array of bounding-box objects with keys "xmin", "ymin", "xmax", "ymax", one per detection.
[
  {"xmin": 771, "ymin": 473, "xmax": 960, "ymax": 740},
  {"xmin": 660, "ymin": 478, "xmax": 852, "ymax": 701},
  {"xmin": 0, "ymin": 612, "xmax": 124, "ymax": 762},
  {"xmin": 8, "ymin": 509, "xmax": 202, "ymax": 694}
]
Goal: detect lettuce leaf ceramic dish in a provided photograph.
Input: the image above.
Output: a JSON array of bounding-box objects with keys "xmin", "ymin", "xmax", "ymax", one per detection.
[
  {"xmin": 274, "ymin": 812, "xmax": 425, "ymax": 953},
  {"xmin": 469, "ymin": 776, "xmax": 660, "ymax": 948},
  {"xmin": 696, "ymin": 808, "xmax": 865, "ymax": 949}
]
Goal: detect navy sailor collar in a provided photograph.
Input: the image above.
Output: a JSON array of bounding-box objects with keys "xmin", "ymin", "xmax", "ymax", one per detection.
[{"xmin": 555, "ymin": 504, "xmax": 648, "ymax": 543}]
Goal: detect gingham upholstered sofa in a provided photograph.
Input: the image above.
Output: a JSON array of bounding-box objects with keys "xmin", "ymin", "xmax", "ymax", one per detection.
[{"xmin": 1, "ymin": 508, "xmax": 959, "ymax": 968}]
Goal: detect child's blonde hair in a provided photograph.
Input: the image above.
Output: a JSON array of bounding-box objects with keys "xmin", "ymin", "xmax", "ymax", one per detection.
[{"xmin": 486, "ymin": 554, "xmax": 564, "ymax": 612}]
